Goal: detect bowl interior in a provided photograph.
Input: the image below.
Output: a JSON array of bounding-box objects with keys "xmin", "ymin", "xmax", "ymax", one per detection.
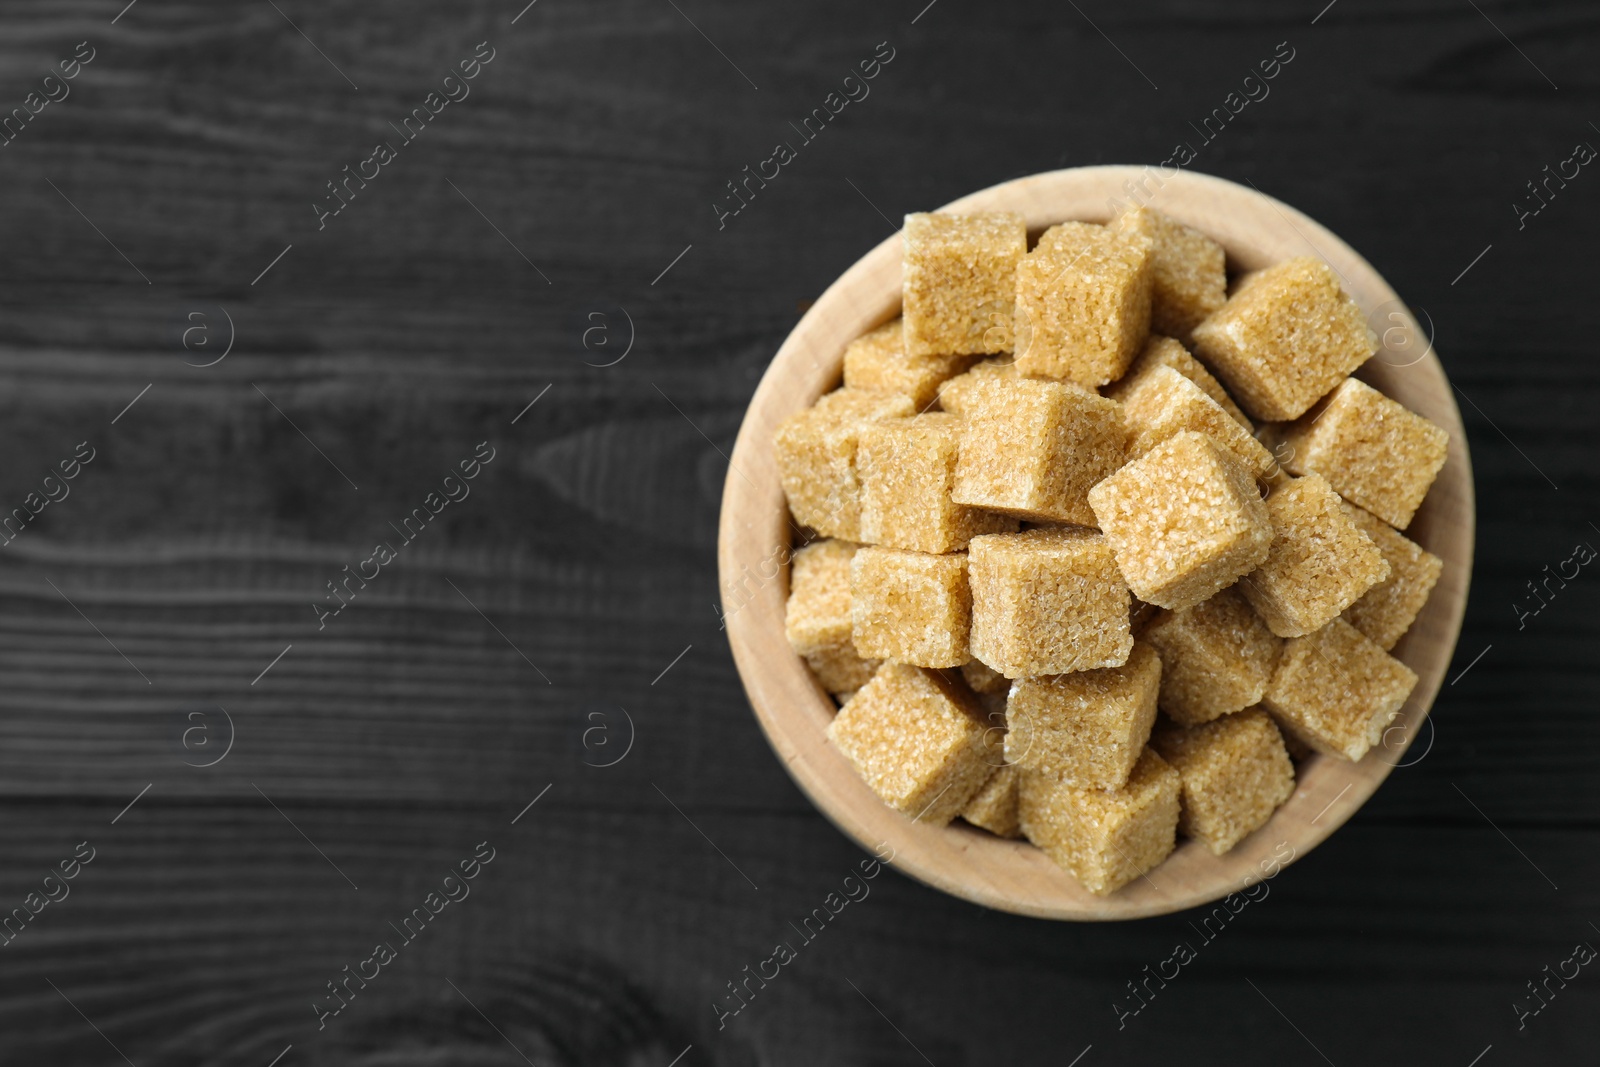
[{"xmin": 717, "ymin": 166, "xmax": 1474, "ymax": 920}]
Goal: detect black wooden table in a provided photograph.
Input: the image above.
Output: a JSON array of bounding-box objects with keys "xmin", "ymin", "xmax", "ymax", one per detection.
[{"xmin": 0, "ymin": 1, "xmax": 1594, "ymax": 1064}]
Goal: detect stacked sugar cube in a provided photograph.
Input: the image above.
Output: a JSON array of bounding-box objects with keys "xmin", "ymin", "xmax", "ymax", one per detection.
[{"xmin": 774, "ymin": 206, "xmax": 1447, "ymax": 896}]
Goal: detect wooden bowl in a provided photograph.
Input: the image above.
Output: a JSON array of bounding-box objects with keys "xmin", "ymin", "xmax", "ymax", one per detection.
[{"xmin": 717, "ymin": 166, "xmax": 1474, "ymax": 920}]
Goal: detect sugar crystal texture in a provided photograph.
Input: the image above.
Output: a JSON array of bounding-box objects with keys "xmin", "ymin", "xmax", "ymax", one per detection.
[
  {"xmin": 951, "ymin": 376, "xmax": 1128, "ymax": 525},
  {"xmin": 902, "ymin": 212, "xmax": 1027, "ymax": 357},
  {"xmin": 1119, "ymin": 364, "xmax": 1275, "ymax": 478},
  {"xmin": 1018, "ymin": 748, "xmax": 1180, "ymax": 895},
  {"xmin": 1014, "ymin": 222, "xmax": 1154, "ymax": 386},
  {"xmin": 774, "ymin": 388, "xmax": 917, "ymax": 541},
  {"xmin": 939, "ymin": 357, "xmax": 1101, "ymax": 416},
  {"xmin": 842, "ymin": 318, "xmax": 980, "ymax": 408},
  {"xmin": 1262, "ymin": 617, "xmax": 1418, "ymax": 761},
  {"xmin": 1238, "ymin": 473, "xmax": 1389, "ymax": 638},
  {"xmin": 1338, "ymin": 501, "xmax": 1443, "ymax": 650},
  {"xmin": 784, "ymin": 539, "xmax": 881, "ymax": 692},
  {"xmin": 1190, "ymin": 257, "xmax": 1377, "ymax": 421},
  {"xmin": 1005, "ymin": 641, "xmax": 1161, "ymax": 788},
  {"xmin": 968, "ymin": 527, "xmax": 1132, "ymax": 678},
  {"xmin": 1087, "ymin": 431, "xmax": 1272, "ymax": 610},
  {"xmin": 960, "ymin": 658, "xmax": 1009, "ymax": 696},
  {"xmin": 1141, "ymin": 587, "xmax": 1282, "ymax": 725},
  {"xmin": 936, "ymin": 357, "xmax": 1020, "ymax": 416},
  {"xmin": 858, "ymin": 413, "xmax": 1019, "ymax": 553},
  {"xmin": 850, "ymin": 547, "xmax": 971, "ymax": 668},
  {"xmin": 1110, "ymin": 208, "xmax": 1227, "ymax": 341},
  {"xmin": 1150, "ymin": 706, "xmax": 1295, "ymax": 855},
  {"xmin": 1263, "ymin": 377, "xmax": 1448, "ymax": 529},
  {"xmin": 1105, "ymin": 334, "xmax": 1253, "ymax": 429},
  {"xmin": 962, "ymin": 764, "xmax": 1023, "ymax": 838},
  {"xmin": 827, "ymin": 662, "xmax": 999, "ymax": 823}
]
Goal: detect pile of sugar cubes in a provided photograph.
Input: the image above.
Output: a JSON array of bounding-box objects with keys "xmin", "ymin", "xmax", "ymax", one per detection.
[{"xmin": 776, "ymin": 207, "xmax": 1449, "ymax": 895}]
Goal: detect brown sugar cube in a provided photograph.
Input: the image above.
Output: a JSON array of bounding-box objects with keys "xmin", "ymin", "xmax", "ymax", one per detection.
[
  {"xmin": 937, "ymin": 357, "xmax": 1020, "ymax": 415},
  {"xmin": 775, "ymin": 388, "xmax": 917, "ymax": 541},
  {"xmin": 960, "ymin": 658, "xmax": 1009, "ymax": 696},
  {"xmin": 1014, "ymin": 222, "xmax": 1154, "ymax": 386},
  {"xmin": 1018, "ymin": 748, "xmax": 1180, "ymax": 895},
  {"xmin": 842, "ymin": 318, "xmax": 979, "ymax": 409},
  {"xmin": 962, "ymin": 764, "xmax": 1023, "ymax": 838},
  {"xmin": 1262, "ymin": 617, "xmax": 1418, "ymax": 761},
  {"xmin": 1190, "ymin": 257, "xmax": 1377, "ymax": 421},
  {"xmin": 1150, "ymin": 707, "xmax": 1295, "ymax": 855},
  {"xmin": 938, "ymin": 357, "xmax": 1096, "ymax": 416},
  {"xmin": 1141, "ymin": 587, "xmax": 1282, "ymax": 726},
  {"xmin": 785, "ymin": 539, "xmax": 881, "ymax": 693},
  {"xmin": 850, "ymin": 547, "xmax": 970, "ymax": 668},
  {"xmin": 827, "ymin": 662, "xmax": 999, "ymax": 824},
  {"xmin": 858, "ymin": 414, "xmax": 1019, "ymax": 553},
  {"xmin": 1263, "ymin": 377, "xmax": 1449, "ymax": 529},
  {"xmin": 810, "ymin": 388, "xmax": 910, "ymax": 418},
  {"xmin": 1110, "ymin": 208, "xmax": 1227, "ymax": 341},
  {"xmin": 968, "ymin": 528, "xmax": 1132, "ymax": 678},
  {"xmin": 1239, "ymin": 473, "xmax": 1389, "ymax": 638},
  {"xmin": 1338, "ymin": 501, "xmax": 1444, "ymax": 650},
  {"xmin": 1005, "ymin": 641, "xmax": 1161, "ymax": 788},
  {"xmin": 1105, "ymin": 334, "xmax": 1253, "ymax": 429},
  {"xmin": 1087, "ymin": 431, "xmax": 1272, "ymax": 610},
  {"xmin": 902, "ymin": 212, "xmax": 1027, "ymax": 357},
  {"xmin": 951, "ymin": 377, "xmax": 1127, "ymax": 525},
  {"xmin": 1120, "ymin": 364, "xmax": 1275, "ymax": 478},
  {"xmin": 1031, "ymin": 220, "xmax": 1107, "ymax": 256}
]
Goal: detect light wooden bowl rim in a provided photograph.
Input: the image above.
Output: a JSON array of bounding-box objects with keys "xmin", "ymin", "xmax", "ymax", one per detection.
[{"xmin": 717, "ymin": 166, "xmax": 1475, "ymax": 920}]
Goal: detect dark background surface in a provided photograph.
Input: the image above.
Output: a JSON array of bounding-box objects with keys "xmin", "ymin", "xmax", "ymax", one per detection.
[{"xmin": 0, "ymin": 1, "xmax": 1594, "ymax": 1064}]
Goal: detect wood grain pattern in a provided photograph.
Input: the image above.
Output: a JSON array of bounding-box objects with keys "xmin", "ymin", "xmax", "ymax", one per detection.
[{"xmin": 720, "ymin": 167, "xmax": 1474, "ymax": 919}]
